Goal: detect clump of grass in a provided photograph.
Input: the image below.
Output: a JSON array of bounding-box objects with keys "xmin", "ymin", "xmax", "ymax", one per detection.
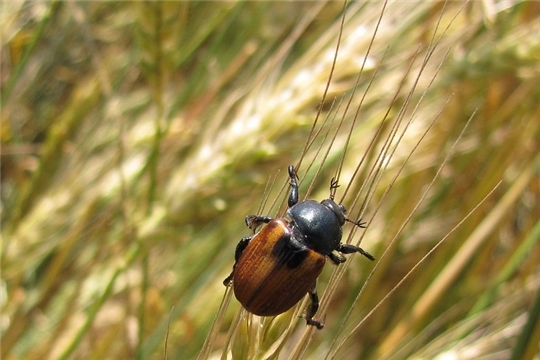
[{"xmin": 2, "ymin": 1, "xmax": 539, "ymax": 360}]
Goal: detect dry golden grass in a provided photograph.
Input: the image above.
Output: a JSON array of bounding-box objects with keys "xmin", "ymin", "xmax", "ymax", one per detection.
[{"xmin": 1, "ymin": 1, "xmax": 539, "ymax": 359}]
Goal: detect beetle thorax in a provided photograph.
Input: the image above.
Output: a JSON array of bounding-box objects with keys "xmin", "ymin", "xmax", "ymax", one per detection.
[{"xmin": 286, "ymin": 200, "xmax": 344, "ymax": 255}]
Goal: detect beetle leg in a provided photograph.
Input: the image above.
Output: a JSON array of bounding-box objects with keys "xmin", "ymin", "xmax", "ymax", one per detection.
[
  {"xmin": 287, "ymin": 165, "xmax": 299, "ymax": 207},
  {"xmin": 337, "ymin": 243, "xmax": 375, "ymax": 261},
  {"xmin": 345, "ymin": 218, "xmax": 367, "ymax": 228},
  {"xmin": 329, "ymin": 177, "xmax": 339, "ymax": 200},
  {"xmin": 223, "ymin": 235, "xmax": 253, "ymax": 286},
  {"xmin": 245, "ymin": 215, "xmax": 273, "ymax": 232},
  {"xmin": 305, "ymin": 282, "xmax": 324, "ymax": 329},
  {"xmin": 328, "ymin": 252, "xmax": 346, "ymax": 265}
]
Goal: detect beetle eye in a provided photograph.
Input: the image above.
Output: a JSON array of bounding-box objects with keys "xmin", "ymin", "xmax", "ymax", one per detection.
[{"xmin": 339, "ymin": 204, "xmax": 347, "ymax": 214}]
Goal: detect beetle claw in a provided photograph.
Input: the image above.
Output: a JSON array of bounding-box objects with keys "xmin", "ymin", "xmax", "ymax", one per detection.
[
  {"xmin": 223, "ymin": 275, "xmax": 233, "ymax": 287},
  {"xmin": 305, "ymin": 315, "xmax": 325, "ymax": 330},
  {"xmin": 345, "ymin": 218, "xmax": 367, "ymax": 228}
]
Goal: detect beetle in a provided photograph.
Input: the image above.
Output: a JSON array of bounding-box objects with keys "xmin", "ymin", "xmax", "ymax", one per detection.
[{"xmin": 223, "ymin": 165, "xmax": 374, "ymax": 329}]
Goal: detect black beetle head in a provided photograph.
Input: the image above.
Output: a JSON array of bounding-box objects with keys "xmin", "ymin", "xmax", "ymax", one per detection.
[{"xmin": 321, "ymin": 199, "xmax": 347, "ymax": 226}]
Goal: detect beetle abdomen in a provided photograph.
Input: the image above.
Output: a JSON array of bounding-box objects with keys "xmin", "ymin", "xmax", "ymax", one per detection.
[{"xmin": 233, "ymin": 219, "xmax": 326, "ymax": 316}]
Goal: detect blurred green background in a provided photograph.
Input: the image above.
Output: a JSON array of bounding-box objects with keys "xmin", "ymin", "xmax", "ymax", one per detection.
[{"xmin": 1, "ymin": 1, "xmax": 539, "ymax": 359}]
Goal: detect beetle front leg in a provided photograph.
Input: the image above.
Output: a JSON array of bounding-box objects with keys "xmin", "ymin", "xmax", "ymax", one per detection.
[
  {"xmin": 305, "ymin": 282, "xmax": 324, "ymax": 330},
  {"xmin": 245, "ymin": 215, "xmax": 273, "ymax": 232},
  {"xmin": 223, "ymin": 235, "xmax": 253, "ymax": 286},
  {"xmin": 288, "ymin": 165, "xmax": 299, "ymax": 207},
  {"xmin": 328, "ymin": 252, "xmax": 346, "ymax": 265},
  {"xmin": 337, "ymin": 243, "xmax": 375, "ymax": 261}
]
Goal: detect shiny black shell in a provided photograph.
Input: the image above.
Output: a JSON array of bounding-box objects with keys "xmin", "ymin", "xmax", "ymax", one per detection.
[
  {"xmin": 233, "ymin": 218, "xmax": 326, "ymax": 316},
  {"xmin": 287, "ymin": 199, "xmax": 346, "ymax": 255}
]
